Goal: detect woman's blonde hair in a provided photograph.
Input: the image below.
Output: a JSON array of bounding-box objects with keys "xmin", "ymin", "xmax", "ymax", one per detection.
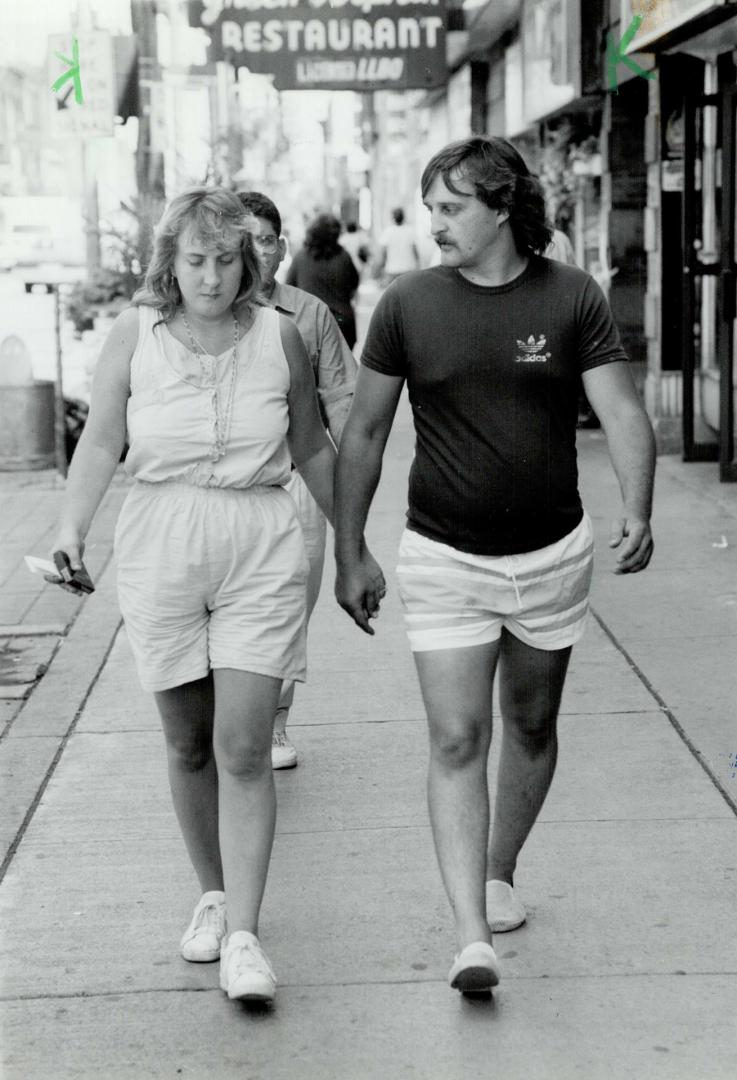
[{"xmin": 132, "ymin": 187, "xmax": 260, "ymax": 322}]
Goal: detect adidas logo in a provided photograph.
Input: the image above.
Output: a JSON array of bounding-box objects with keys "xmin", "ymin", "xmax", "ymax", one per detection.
[{"xmin": 515, "ymin": 334, "xmax": 551, "ymax": 363}]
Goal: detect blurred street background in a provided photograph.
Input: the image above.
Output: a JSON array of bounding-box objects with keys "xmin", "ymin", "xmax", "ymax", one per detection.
[{"xmin": 0, "ymin": 0, "xmax": 736, "ymax": 464}]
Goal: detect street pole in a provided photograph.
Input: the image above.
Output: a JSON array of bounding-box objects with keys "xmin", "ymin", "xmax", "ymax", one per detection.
[
  {"xmin": 131, "ymin": 0, "xmax": 165, "ymax": 264},
  {"xmin": 52, "ymin": 286, "xmax": 68, "ymax": 478},
  {"xmin": 75, "ymin": 0, "xmax": 101, "ymax": 278},
  {"xmin": 83, "ymin": 142, "xmax": 101, "ymax": 276}
]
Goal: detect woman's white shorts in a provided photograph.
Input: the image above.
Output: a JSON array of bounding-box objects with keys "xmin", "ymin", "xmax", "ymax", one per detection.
[
  {"xmin": 396, "ymin": 513, "xmax": 594, "ymax": 653},
  {"xmin": 115, "ymin": 482, "xmax": 309, "ymax": 692},
  {"xmin": 284, "ymin": 470, "xmax": 327, "ymax": 611}
]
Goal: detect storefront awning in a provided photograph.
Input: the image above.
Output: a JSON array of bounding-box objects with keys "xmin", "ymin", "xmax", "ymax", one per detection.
[{"xmin": 623, "ymin": 0, "xmax": 734, "ymax": 53}]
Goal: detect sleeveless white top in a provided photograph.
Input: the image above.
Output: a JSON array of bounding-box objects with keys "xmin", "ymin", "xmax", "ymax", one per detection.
[{"xmin": 124, "ymin": 305, "xmax": 292, "ymax": 489}]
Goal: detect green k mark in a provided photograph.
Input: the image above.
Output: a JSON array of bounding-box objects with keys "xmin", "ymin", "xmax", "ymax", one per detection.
[
  {"xmin": 607, "ymin": 15, "xmax": 656, "ymax": 93},
  {"xmin": 51, "ymin": 37, "xmax": 84, "ymax": 104}
]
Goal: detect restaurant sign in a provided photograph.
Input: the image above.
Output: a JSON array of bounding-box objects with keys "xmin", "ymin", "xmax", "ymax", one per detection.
[{"xmin": 188, "ymin": 0, "xmax": 447, "ymax": 91}]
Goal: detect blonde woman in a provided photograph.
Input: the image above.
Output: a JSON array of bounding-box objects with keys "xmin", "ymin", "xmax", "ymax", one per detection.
[{"xmin": 50, "ymin": 187, "xmax": 384, "ymax": 1002}]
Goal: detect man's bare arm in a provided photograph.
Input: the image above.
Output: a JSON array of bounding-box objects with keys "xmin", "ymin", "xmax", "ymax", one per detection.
[
  {"xmin": 582, "ymin": 360, "xmax": 655, "ymax": 573},
  {"xmin": 335, "ymin": 366, "xmax": 404, "ymax": 631}
]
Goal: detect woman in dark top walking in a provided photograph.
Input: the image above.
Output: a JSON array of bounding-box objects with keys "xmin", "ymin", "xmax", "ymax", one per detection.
[{"xmin": 286, "ymin": 213, "xmax": 359, "ymax": 349}]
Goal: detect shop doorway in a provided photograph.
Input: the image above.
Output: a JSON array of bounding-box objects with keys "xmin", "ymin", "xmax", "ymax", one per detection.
[{"xmin": 681, "ymin": 69, "xmax": 737, "ymax": 479}]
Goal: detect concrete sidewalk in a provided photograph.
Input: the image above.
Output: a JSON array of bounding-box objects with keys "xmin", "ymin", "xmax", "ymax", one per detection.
[
  {"xmin": 0, "ymin": 403, "xmax": 736, "ymax": 1079},
  {"xmin": 0, "ymin": 470, "xmax": 129, "ymax": 866}
]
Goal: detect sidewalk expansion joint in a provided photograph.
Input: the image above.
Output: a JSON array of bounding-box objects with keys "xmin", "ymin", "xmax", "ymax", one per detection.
[
  {"xmin": 590, "ymin": 607, "xmax": 737, "ymax": 817},
  {"xmin": 0, "ymin": 620, "xmax": 123, "ymax": 886},
  {"xmin": 1, "ymin": 970, "xmax": 731, "ymax": 1004},
  {"xmin": 0, "ymin": 641, "xmax": 66, "ymax": 742},
  {"xmin": 0, "ymin": 550, "xmax": 117, "ymax": 745}
]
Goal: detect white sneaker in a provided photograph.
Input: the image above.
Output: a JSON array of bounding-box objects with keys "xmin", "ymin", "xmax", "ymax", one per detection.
[
  {"xmin": 448, "ymin": 941, "xmax": 501, "ymax": 993},
  {"xmin": 271, "ymin": 731, "xmax": 298, "ymax": 769},
  {"xmin": 219, "ymin": 931, "xmax": 277, "ymax": 1002},
  {"xmin": 486, "ymin": 880, "xmax": 526, "ymax": 932},
  {"xmin": 180, "ymin": 891, "xmax": 226, "ymax": 962}
]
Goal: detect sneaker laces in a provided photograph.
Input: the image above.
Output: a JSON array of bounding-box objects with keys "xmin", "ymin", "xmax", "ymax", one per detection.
[
  {"xmin": 191, "ymin": 899, "xmax": 225, "ymax": 938},
  {"xmin": 272, "ymin": 732, "xmax": 291, "ymax": 748},
  {"xmin": 230, "ymin": 937, "xmax": 275, "ymax": 981}
]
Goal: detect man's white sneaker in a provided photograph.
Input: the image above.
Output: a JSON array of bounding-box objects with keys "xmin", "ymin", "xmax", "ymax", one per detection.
[
  {"xmin": 448, "ymin": 941, "xmax": 501, "ymax": 994},
  {"xmin": 486, "ymin": 879, "xmax": 526, "ymax": 932},
  {"xmin": 219, "ymin": 931, "xmax": 277, "ymax": 1002},
  {"xmin": 271, "ymin": 731, "xmax": 298, "ymax": 770},
  {"xmin": 180, "ymin": 891, "xmax": 226, "ymax": 962}
]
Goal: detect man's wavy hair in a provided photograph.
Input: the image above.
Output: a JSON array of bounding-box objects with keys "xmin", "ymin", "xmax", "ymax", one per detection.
[
  {"xmin": 237, "ymin": 190, "xmax": 282, "ymax": 237},
  {"xmin": 132, "ymin": 187, "xmax": 261, "ymax": 323},
  {"xmin": 421, "ymin": 137, "xmax": 553, "ymax": 255}
]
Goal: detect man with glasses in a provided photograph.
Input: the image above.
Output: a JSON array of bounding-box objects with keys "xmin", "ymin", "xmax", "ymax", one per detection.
[{"xmin": 238, "ymin": 191, "xmax": 358, "ymax": 770}]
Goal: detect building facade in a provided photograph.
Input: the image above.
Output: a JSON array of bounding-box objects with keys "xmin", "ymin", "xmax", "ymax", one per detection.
[{"xmin": 364, "ymin": 0, "xmax": 737, "ymax": 474}]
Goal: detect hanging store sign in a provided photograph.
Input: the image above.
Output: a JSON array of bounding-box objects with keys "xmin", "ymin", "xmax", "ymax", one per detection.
[
  {"xmin": 47, "ymin": 31, "xmax": 115, "ymax": 138},
  {"xmin": 187, "ymin": 0, "xmax": 447, "ymax": 90},
  {"xmin": 512, "ymin": 0, "xmax": 580, "ymax": 129}
]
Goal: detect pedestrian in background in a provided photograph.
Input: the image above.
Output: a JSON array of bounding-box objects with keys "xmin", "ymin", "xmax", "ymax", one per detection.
[
  {"xmin": 286, "ymin": 213, "xmax": 359, "ymax": 349},
  {"xmin": 335, "ymin": 136, "xmax": 654, "ymax": 995},
  {"xmin": 341, "ymin": 219, "xmax": 372, "ymax": 278},
  {"xmin": 48, "ymin": 187, "xmax": 378, "ymax": 1004},
  {"xmin": 238, "ymin": 191, "xmax": 357, "ymax": 769},
  {"xmin": 377, "ymin": 207, "xmax": 419, "ymax": 285}
]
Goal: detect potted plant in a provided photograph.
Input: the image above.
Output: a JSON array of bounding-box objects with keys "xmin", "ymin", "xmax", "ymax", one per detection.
[{"xmin": 64, "ymin": 267, "xmax": 134, "ymax": 337}]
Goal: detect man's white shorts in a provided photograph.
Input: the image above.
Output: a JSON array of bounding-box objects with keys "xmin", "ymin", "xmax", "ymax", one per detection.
[{"xmin": 396, "ymin": 513, "xmax": 594, "ymax": 653}]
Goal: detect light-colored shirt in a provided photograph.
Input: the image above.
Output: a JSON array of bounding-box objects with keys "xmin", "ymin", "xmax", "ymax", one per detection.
[
  {"xmin": 260, "ymin": 280, "xmax": 357, "ymax": 444},
  {"xmin": 379, "ymin": 223, "xmax": 418, "ymax": 275},
  {"xmin": 125, "ymin": 304, "xmax": 291, "ymax": 489},
  {"xmin": 545, "ymin": 230, "xmax": 577, "ymax": 266}
]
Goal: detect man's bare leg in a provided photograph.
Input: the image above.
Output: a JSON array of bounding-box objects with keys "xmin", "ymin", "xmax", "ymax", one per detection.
[
  {"xmin": 413, "ymin": 641, "xmax": 500, "ymax": 951},
  {"xmin": 486, "ymin": 630, "xmax": 572, "ymax": 885}
]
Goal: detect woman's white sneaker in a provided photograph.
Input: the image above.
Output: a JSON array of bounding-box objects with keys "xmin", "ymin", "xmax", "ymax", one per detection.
[
  {"xmin": 448, "ymin": 941, "xmax": 501, "ymax": 994},
  {"xmin": 180, "ymin": 891, "xmax": 226, "ymax": 962},
  {"xmin": 271, "ymin": 731, "xmax": 298, "ymax": 769},
  {"xmin": 220, "ymin": 931, "xmax": 277, "ymax": 1002},
  {"xmin": 486, "ymin": 879, "xmax": 526, "ymax": 932}
]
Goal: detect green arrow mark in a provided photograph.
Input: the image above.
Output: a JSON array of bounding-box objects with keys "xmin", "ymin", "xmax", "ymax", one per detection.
[
  {"xmin": 607, "ymin": 16, "xmax": 656, "ymax": 93},
  {"xmin": 51, "ymin": 37, "xmax": 84, "ymax": 105}
]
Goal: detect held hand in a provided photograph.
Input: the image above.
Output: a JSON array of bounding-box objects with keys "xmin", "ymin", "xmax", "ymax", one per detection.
[
  {"xmin": 608, "ymin": 517, "xmax": 653, "ymax": 574},
  {"xmin": 335, "ymin": 551, "xmax": 387, "ymax": 635}
]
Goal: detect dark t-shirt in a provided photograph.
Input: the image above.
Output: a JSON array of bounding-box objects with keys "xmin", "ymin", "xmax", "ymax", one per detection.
[
  {"xmin": 360, "ymin": 257, "xmax": 627, "ymax": 555},
  {"xmin": 286, "ymin": 247, "xmax": 359, "ymax": 324}
]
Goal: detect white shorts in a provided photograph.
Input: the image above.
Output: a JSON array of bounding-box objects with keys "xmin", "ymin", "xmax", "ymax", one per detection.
[
  {"xmin": 396, "ymin": 514, "xmax": 594, "ymax": 653},
  {"xmin": 115, "ymin": 482, "xmax": 309, "ymax": 692},
  {"xmin": 284, "ymin": 470, "xmax": 327, "ymax": 610}
]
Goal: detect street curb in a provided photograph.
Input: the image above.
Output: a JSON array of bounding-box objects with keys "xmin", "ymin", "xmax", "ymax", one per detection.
[{"xmin": 0, "ymin": 557, "xmax": 123, "ymax": 879}]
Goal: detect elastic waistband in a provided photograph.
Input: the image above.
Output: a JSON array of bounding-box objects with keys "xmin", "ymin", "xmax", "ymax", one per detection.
[
  {"xmin": 133, "ymin": 481, "xmax": 283, "ymax": 494},
  {"xmin": 133, "ymin": 479, "xmax": 284, "ymax": 496}
]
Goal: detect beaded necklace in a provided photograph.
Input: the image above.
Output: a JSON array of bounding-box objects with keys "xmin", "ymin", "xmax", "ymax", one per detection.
[{"xmin": 180, "ymin": 311, "xmax": 240, "ymax": 463}]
